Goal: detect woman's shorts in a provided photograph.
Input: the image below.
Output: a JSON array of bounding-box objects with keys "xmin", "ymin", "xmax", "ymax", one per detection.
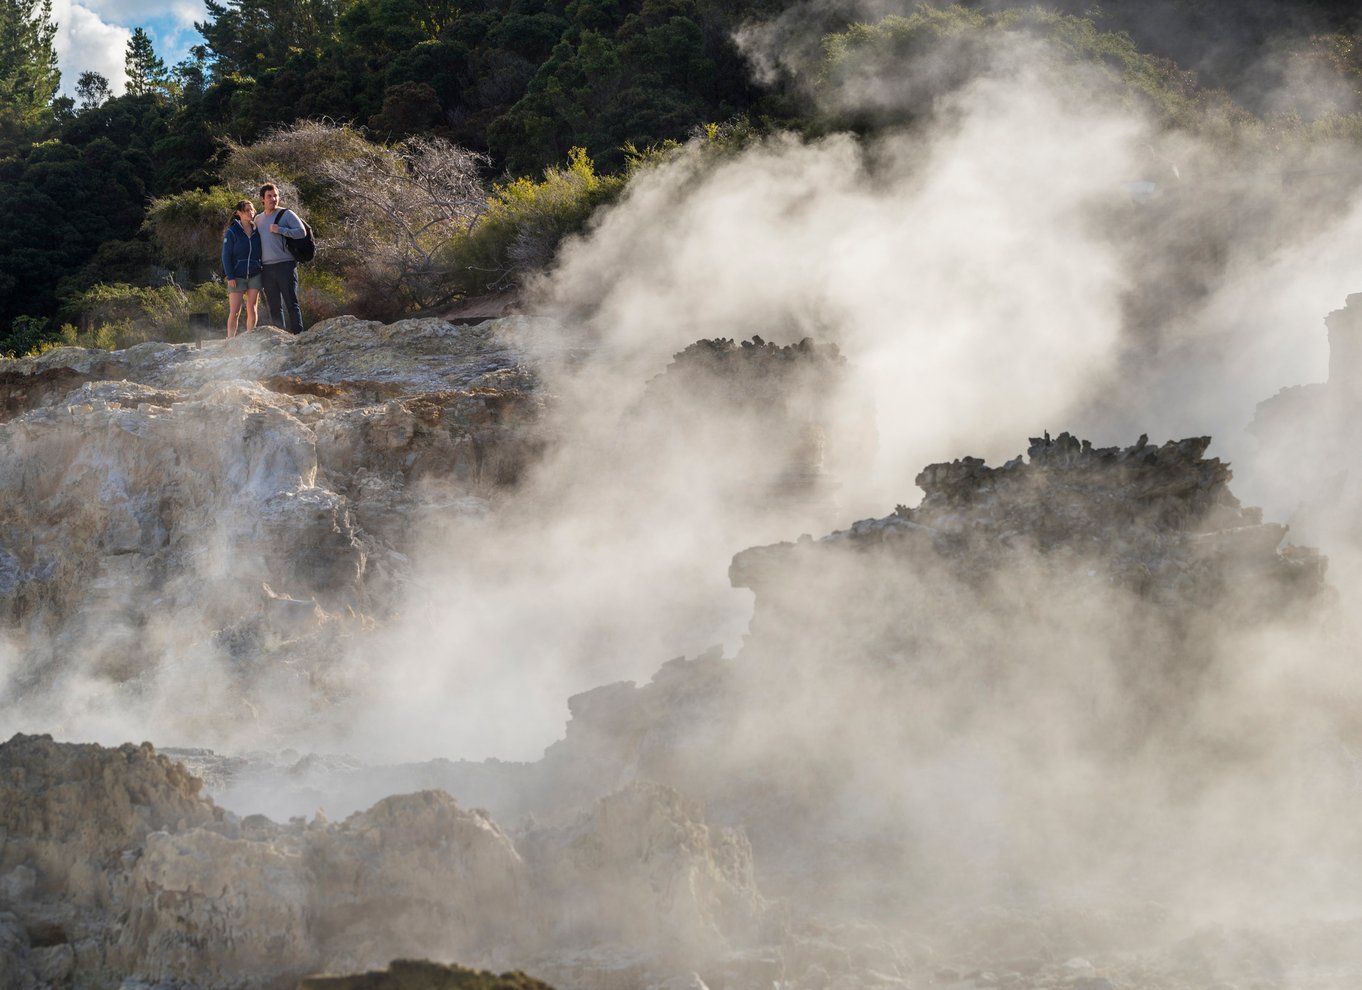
[{"xmin": 227, "ymin": 273, "xmax": 263, "ymax": 293}]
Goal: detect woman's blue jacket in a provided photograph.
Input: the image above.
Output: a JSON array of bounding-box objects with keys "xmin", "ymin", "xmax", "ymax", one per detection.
[{"xmin": 221, "ymin": 219, "xmax": 262, "ymax": 281}]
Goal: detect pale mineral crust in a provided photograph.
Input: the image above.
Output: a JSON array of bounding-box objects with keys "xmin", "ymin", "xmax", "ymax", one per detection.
[
  {"xmin": 0, "ymin": 734, "xmax": 763, "ymax": 990},
  {"xmin": 0, "ymin": 318, "xmax": 546, "ymax": 742}
]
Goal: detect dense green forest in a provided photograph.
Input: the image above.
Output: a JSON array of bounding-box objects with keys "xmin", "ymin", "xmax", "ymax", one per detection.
[{"xmin": 1, "ymin": 0, "xmax": 1360, "ymax": 354}]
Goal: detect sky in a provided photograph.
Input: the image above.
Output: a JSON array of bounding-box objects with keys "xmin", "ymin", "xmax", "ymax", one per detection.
[{"xmin": 51, "ymin": 0, "xmax": 206, "ymax": 94}]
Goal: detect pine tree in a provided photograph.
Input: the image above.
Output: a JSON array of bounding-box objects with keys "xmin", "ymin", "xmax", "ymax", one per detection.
[
  {"xmin": 0, "ymin": 0, "xmax": 60, "ymax": 143},
  {"xmin": 124, "ymin": 27, "xmax": 168, "ymax": 97}
]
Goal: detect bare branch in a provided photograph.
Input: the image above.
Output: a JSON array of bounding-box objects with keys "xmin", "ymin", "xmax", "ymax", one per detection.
[{"xmin": 227, "ymin": 121, "xmax": 492, "ymax": 313}]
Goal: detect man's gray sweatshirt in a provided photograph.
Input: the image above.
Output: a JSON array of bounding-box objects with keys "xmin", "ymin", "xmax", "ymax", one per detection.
[{"xmin": 258, "ymin": 208, "xmax": 305, "ymax": 264}]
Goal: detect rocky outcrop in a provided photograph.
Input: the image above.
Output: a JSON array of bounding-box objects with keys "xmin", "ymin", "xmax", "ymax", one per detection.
[
  {"xmin": 306, "ymin": 791, "xmax": 531, "ymax": 973},
  {"xmin": 0, "ymin": 733, "xmax": 220, "ymax": 907},
  {"xmin": 4, "ymin": 315, "xmax": 543, "ymax": 402},
  {"xmin": 0, "ymin": 423, "xmax": 1348, "ymax": 989},
  {"xmin": 1251, "ymin": 292, "xmax": 1362, "ymax": 546},
  {"xmin": 501, "ymin": 434, "xmax": 1332, "ymax": 915},
  {"xmin": 0, "ymin": 318, "xmax": 546, "ymax": 741},
  {"xmin": 520, "ymin": 782, "xmax": 762, "ymax": 967},
  {"xmin": 100, "ymin": 787, "xmax": 533, "ymax": 987},
  {"xmin": 733, "ymin": 431, "xmax": 1325, "ymax": 615},
  {"xmin": 1326, "ymin": 292, "xmax": 1362, "ymax": 402},
  {"xmin": 0, "ymin": 734, "xmax": 764, "ymax": 990},
  {"xmin": 631, "ymin": 336, "xmax": 862, "ymax": 521}
]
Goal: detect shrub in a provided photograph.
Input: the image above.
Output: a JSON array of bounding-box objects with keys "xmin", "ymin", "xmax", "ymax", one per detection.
[
  {"xmin": 311, "ymin": 130, "xmax": 490, "ymax": 313},
  {"xmin": 300, "ymin": 269, "xmax": 349, "ymax": 324},
  {"xmin": 145, "ymin": 186, "xmax": 243, "ymax": 275},
  {"xmin": 59, "ymin": 281, "xmax": 201, "ymax": 347},
  {"xmin": 220, "ymin": 120, "xmax": 378, "ymax": 207},
  {"xmin": 1, "ymin": 316, "xmax": 59, "ymax": 357},
  {"xmin": 442, "ymin": 146, "xmax": 625, "ymax": 296}
]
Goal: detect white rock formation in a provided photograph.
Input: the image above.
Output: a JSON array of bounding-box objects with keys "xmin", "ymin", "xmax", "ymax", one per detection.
[
  {"xmin": 0, "ymin": 319, "xmax": 545, "ymax": 746},
  {"xmin": 0, "ymin": 734, "xmax": 764, "ymax": 990}
]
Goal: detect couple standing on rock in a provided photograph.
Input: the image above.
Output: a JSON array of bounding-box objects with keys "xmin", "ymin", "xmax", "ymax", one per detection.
[{"xmin": 221, "ymin": 182, "xmax": 307, "ymax": 338}]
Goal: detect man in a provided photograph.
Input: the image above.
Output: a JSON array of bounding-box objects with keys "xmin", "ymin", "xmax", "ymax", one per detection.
[{"xmin": 257, "ymin": 182, "xmax": 306, "ymax": 334}]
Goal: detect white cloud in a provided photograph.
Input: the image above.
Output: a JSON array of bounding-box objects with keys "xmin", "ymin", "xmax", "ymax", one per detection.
[
  {"xmin": 168, "ymin": 0, "xmax": 206, "ymax": 30},
  {"xmin": 52, "ymin": 0, "xmax": 131, "ymax": 93},
  {"xmin": 50, "ymin": 0, "xmax": 208, "ymax": 95},
  {"xmin": 77, "ymin": 0, "xmax": 195, "ymax": 26}
]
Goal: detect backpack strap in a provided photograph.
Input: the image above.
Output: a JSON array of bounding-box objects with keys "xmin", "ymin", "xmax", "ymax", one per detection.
[{"xmin": 278, "ymin": 208, "xmax": 308, "ymax": 236}]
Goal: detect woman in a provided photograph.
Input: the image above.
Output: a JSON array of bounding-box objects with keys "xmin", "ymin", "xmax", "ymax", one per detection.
[{"xmin": 220, "ymin": 200, "xmax": 263, "ymax": 337}]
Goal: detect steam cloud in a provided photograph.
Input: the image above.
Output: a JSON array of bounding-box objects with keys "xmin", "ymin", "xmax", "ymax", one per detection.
[{"xmin": 5, "ymin": 2, "xmax": 1362, "ymax": 947}]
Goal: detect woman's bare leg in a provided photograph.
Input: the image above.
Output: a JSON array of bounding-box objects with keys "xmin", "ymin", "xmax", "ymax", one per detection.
[
  {"xmin": 244, "ymin": 288, "xmax": 259, "ymax": 331},
  {"xmin": 227, "ymin": 292, "xmax": 242, "ymax": 338}
]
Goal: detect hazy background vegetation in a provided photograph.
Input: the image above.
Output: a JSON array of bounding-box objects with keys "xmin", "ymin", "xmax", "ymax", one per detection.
[{"xmin": 0, "ymin": 0, "xmax": 1359, "ymax": 354}]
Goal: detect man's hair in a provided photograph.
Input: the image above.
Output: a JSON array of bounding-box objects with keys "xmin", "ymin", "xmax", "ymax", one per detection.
[{"xmin": 260, "ymin": 182, "xmax": 278, "ymax": 197}]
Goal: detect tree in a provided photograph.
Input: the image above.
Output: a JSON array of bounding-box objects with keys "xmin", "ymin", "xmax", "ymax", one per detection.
[
  {"xmin": 170, "ymin": 45, "xmax": 212, "ymax": 100},
  {"xmin": 313, "ymin": 127, "xmax": 490, "ymax": 313},
  {"xmin": 0, "ymin": 0, "xmax": 60, "ymax": 145},
  {"xmin": 76, "ymin": 71, "xmax": 112, "ymax": 110},
  {"xmin": 368, "ymin": 80, "xmax": 443, "ymax": 138},
  {"xmin": 197, "ymin": 0, "xmax": 349, "ymax": 77},
  {"xmin": 444, "ymin": 145, "xmax": 623, "ymax": 295},
  {"xmin": 0, "ymin": 134, "xmax": 150, "ymax": 335},
  {"xmin": 125, "ymin": 28, "xmax": 169, "ymax": 97}
]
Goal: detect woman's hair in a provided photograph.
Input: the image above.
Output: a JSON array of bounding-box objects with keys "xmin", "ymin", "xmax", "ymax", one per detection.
[{"xmin": 226, "ymin": 200, "xmax": 253, "ymax": 232}]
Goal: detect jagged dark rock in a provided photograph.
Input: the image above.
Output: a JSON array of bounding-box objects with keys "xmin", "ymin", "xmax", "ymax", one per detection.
[
  {"xmin": 298, "ymin": 961, "xmax": 558, "ymax": 990},
  {"xmin": 631, "ymin": 336, "xmax": 861, "ymax": 521},
  {"xmin": 734, "ymin": 432, "xmax": 1324, "ymax": 615}
]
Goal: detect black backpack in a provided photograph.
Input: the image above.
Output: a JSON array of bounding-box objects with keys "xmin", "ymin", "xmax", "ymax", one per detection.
[{"xmin": 277, "ymin": 209, "xmax": 316, "ymax": 263}]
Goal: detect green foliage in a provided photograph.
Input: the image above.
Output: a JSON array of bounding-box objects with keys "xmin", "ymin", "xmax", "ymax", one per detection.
[
  {"xmin": 145, "ymin": 186, "xmax": 242, "ymax": 275},
  {"xmin": 57, "ymin": 90, "xmax": 189, "ymax": 189},
  {"xmin": 995, "ymin": 7, "xmax": 1202, "ymax": 124},
  {"xmin": 0, "ymin": 0, "xmax": 60, "ymax": 148},
  {"xmin": 1021, "ymin": 0, "xmax": 1360, "ymax": 113},
  {"xmin": 198, "ymin": 0, "xmax": 350, "ymax": 77},
  {"xmin": 817, "ymin": 5, "xmax": 1209, "ymax": 130},
  {"xmin": 125, "ymin": 28, "xmax": 170, "ymax": 98},
  {"xmin": 0, "ymin": 131, "xmax": 154, "ymax": 332},
  {"xmin": 65, "ymin": 282, "xmax": 182, "ymax": 329},
  {"xmin": 486, "ymin": 0, "xmax": 750, "ymax": 172},
  {"xmin": 75, "ymin": 71, "xmax": 112, "ymax": 111},
  {"xmin": 193, "ymin": 0, "xmax": 766, "ymax": 172},
  {"xmin": 56, "ymin": 239, "xmax": 160, "ymax": 308},
  {"xmin": 54, "ymin": 280, "xmax": 220, "ymax": 348},
  {"xmin": 385, "ymin": 38, "xmax": 471, "ymax": 105},
  {"xmin": 443, "ymin": 146, "xmax": 623, "ymax": 294},
  {"xmin": 483, "ymin": 11, "xmax": 569, "ymax": 62},
  {"xmin": 0, "ymin": 315, "xmax": 58, "ymax": 357},
  {"xmin": 339, "ymin": 0, "xmax": 438, "ymax": 56},
  {"xmin": 368, "ymin": 81, "xmax": 444, "ymax": 138}
]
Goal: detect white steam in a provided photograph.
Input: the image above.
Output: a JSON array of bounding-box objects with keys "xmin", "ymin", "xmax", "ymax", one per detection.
[{"xmin": 5, "ymin": 12, "xmax": 1362, "ymax": 946}]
